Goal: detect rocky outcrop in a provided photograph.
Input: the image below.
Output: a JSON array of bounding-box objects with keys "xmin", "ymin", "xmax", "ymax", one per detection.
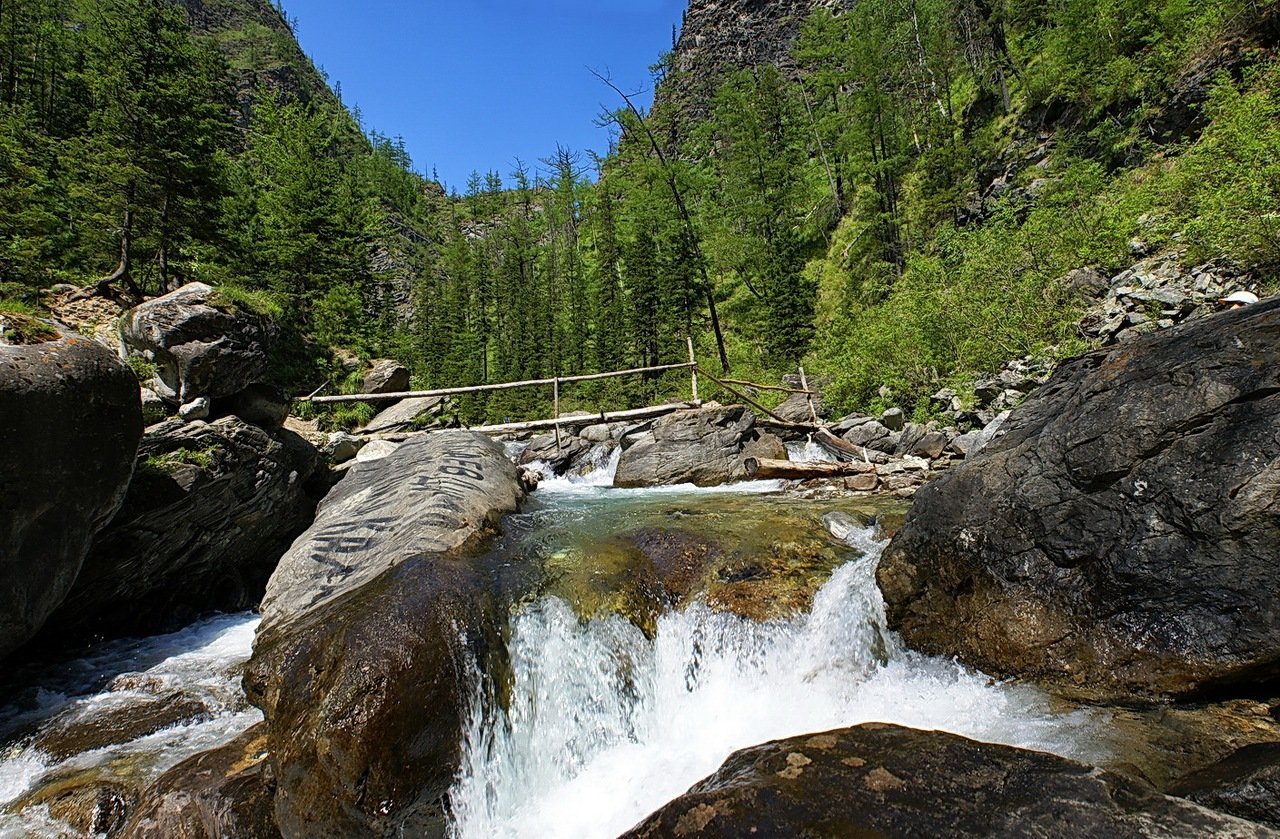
[
  {"xmin": 36, "ymin": 416, "xmax": 323, "ymax": 644},
  {"xmin": 0, "ymin": 326, "xmax": 142, "ymax": 660},
  {"xmin": 1170, "ymin": 743, "xmax": 1280, "ymax": 828},
  {"xmin": 360, "ymin": 395, "xmax": 446, "ymax": 435},
  {"xmin": 622, "ymin": 724, "xmax": 1272, "ymax": 837},
  {"xmin": 120, "ymin": 283, "xmax": 275, "ymax": 406},
  {"xmin": 614, "ymin": 405, "xmax": 769, "ymax": 488},
  {"xmin": 878, "ymin": 299, "xmax": 1280, "ymax": 700},
  {"xmin": 663, "ymin": 0, "xmax": 850, "ymax": 119},
  {"xmin": 243, "ymin": 432, "xmax": 523, "ymax": 837},
  {"xmin": 122, "ymin": 725, "xmax": 277, "ymax": 839}
]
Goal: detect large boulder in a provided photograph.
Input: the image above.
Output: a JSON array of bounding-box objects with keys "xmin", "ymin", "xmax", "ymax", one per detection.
[
  {"xmin": 361, "ymin": 395, "xmax": 445, "ymax": 435},
  {"xmin": 622, "ymin": 724, "xmax": 1272, "ymax": 837},
  {"xmin": 361, "ymin": 359, "xmax": 410, "ymax": 396},
  {"xmin": 614, "ymin": 405, "xmax": 768, "ymax": 488},
  {"xmin": 35, "ymin": 416, "xmax": 324, "ymax": 644},
  {"xmin": 243, "ymin": 432, "xmax": 523, "ymax": 837},
  {"xmin": 0, "ymin": 324, "xmax": 142, "ymax": 659},
  {"xmin": 878, "ymin": 299, "xmax": 1280, "ymax": 700},
  {"xmin": 120, "ymin": 283, "xmax": 275, "ymax": 404}
]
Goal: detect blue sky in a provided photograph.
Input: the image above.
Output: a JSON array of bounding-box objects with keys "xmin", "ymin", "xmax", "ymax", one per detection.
[{"xmin": 283, "ymin": 0, "xmax": 687, "ymax": 191}]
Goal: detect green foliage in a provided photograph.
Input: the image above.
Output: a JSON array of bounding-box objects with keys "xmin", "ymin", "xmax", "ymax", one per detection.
[
  {"xmin": 126, "ymin": 355, "xmax": 160, "ymax": 381},
  {"xmin": 138, "ymin": 446, "xmax": 216, "ymax": 476},
  {"xmin": 209, "ymin": 283, "xmax": 286, "ymax": 320}
]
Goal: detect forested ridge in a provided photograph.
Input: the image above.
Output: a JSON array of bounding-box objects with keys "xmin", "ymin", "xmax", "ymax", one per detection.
[{"xmin": 2, "ymin": 0, "xmax": 1277, "ymax": 428}]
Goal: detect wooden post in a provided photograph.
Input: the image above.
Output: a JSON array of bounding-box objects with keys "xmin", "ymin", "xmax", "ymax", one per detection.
[
  {"xmin": 553, "ymin": 377, "xmax": 562, "ymax": 449},
  {"xmin": 799, "ymin": 366, "xmax": 819, "ymax": 425},
  {"xmin": 687, "ymin": 337, "xmax": 699, "ymax": 403}
]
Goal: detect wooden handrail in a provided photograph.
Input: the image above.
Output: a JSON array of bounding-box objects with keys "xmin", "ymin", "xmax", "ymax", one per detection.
[{"xmin": 301, "ymin": 361, "xmax": 696, "ymax": 404}]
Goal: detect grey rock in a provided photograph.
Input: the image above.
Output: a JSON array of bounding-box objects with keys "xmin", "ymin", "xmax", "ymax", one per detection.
[
  {"xmin": 880, "ymin": 407, "xmax": 905, "ymax": 431},
  {"xmin": 361, "ymin": 359, "xmax": 410, "ymax": 396},
  {"xmin": 909, "ymin": 430, "xmax": 949, "ymax": 460},
  {"xmin": 0, "ymin": 326, "xmax": 142, "ymax": 660},
  {"xmin": 949, "ymin": 430, "xmax": 988, "ymax": 458},
  {"xmin": 614, "ymin": 405, "xmax": 758, "ymax": 488},
  {"xmin": 623, "ymin": 724, "xmax": 1273, "ymax": 838},
  {"xmin": 361, "ymin": 395, "xmax": 445, "ymax": 435},
  {"xmin": 120, "ymin": 283, "xmax": 276, "ymax": 404},
  {"xmin": 355, "ymin": 439, "xmax": 399, "ymax": 462},
  {"xmin": 580, "ymin": 423, "xmax": 614, "ymax": 444},
  {"xmin": 178, "ymin": 397, "xmax": 210, "ymax": 422},
  {"xmin": 324, "ymin": 432, "xmax": 363, "ymax": 464},
  {"xmin": 774, "ymin": 389, "xmax": 825, "ymax": 424},
  {"xmin": 843, "ymin": 420, "xmax": 891, "ymax": 449},
  {"xmin": 741, "ymin": 431, "xmax": 787, "ymax": 463},
  {"xmin": 36, "ymin": 416, "xmax": 323, "ymax": 644},
  {"xmin": 878, "ymin": 298, "xmax": 1280, "ymax": 699},
  {"xmin": 245, "ymin": 432, "xmax": 523, "ymax": 838}
]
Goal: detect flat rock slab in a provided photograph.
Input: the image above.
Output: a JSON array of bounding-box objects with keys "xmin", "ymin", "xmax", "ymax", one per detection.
[
  {"xmin": 245, "ymin": 431, "xmax": 522, "ymax": 837},
  {"xmin": 878, "ymin": 299, "xmax": 1280, "ymax": 700},
  {"xmin": 623, "ymin": 724, "xmax": 1274, "ymax": 838}
]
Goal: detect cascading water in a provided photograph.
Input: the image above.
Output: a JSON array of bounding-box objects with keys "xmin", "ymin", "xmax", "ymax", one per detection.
[
  {"xmin": 0, "ymin": 612, "xmax": 261, "ymax": 837},
  {"xmin": 449, "ymin": 486, "xmax": 1104, "ymax": 839}
]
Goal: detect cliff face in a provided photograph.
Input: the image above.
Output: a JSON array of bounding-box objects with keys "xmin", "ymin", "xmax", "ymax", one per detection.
[{"xmin": 661, "ymin": 0, "xmax": 846, "ymax": 117}]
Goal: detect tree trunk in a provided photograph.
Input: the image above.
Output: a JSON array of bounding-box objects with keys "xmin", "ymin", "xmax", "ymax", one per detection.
[{"xmin": 743, "ymin": 457, "xmax": 877, "ymax": 480}]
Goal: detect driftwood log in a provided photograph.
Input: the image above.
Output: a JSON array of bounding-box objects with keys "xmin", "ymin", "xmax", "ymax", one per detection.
[
  {"xmin": 813, "ymin": 428, "xmax": 889, "ymax": 464},
  {"xmin": 743, "ymin": 457, "xmax": 877, "ymax": 480}
]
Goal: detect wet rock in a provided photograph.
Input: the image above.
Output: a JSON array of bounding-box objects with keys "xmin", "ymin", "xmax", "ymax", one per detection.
[
  {"xmin": 32, "ymin": 692, "xmax": 211, "ymax": 761},
  {"xmin": 1169, "ymin": 743, "xmax": 1280, "ymax": 828},
  {"xmin": 244, "ymin": 432, "xmax": 523, "ymax": 838},
  {"xmin": 361, "ymin": 359, "xmax": 410, "ymax": 396},
  {"xmin": 122, "ymin": 725, "xmax": 277, "ymax": 839},
  {"xmin": 9, "ymin": 772, "xmax": 138, "ymax": 837},
  {"xmin": 0, "ymin": 325, "xmax": 143, "ymax": 660},
  {"xmin": 623, "ymin": 724, "xmax": 1272, "ymax": 838},
  {"xmin": 120, "ymin": 283, "xmax": 275, "ymax": 405},
  {"xmin": 37, "ymin": 416, "xmax": 323, "ymax": 644},
  {"xmin": 878, "ymin": 299, "xmax": 1280, "ymax": 700},
  {"xmin": 518, "ymin": 432, "xmax": 591, "ymax": 475},
  {"xmin": 614, "ymin": 405, "xmax": 764, "ymax": 488}
]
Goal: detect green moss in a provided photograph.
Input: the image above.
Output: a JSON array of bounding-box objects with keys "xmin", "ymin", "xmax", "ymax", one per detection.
[
  {"xmin": 0, "ymin": 300, "xmax": 58, "ymax": 344},
  {"xmin": 138, "ymin": 447, "xmax": 217, "ymax": 476},
  {"xmin": 209, "ymin": 283, "xmax": 285, "ymax": 320}
]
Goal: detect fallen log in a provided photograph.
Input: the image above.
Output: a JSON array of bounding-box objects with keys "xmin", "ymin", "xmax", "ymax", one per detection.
[
  {"xmin": 743, "ymin": 457, "xmax": 877, "ymax": 480},
  {"xmin": 364, "ymin": 401, "xmax": 701, "ymax": 441}
]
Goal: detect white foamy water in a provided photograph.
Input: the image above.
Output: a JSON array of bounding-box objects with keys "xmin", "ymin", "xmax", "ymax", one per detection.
[
  {"xmin": 0, "ymin": 613, "xmax": 261, "ymax": 835},
  {"xmin": 786, "ymin": 436, "xmax": 840, "ymax": 464},
  {"xmin": 529, "ymin": 444, "xmax": 787, "ymax": 499},
  {"xmin": 449, "ymin": 523, "xmax": 1103, "ymax": 839}
]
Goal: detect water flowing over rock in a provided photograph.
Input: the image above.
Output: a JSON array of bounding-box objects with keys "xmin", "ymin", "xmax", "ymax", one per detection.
[
  {"xmin": 878, "ymin": 299, "xmax": 1280, "ymax": 700},
  {"xmin": 120, "ymin": 283, "xmax": 275, "ymax": 405},
  {"xmin": 0, "ymin": 326, "xmax": 142, "ymax": 660},
  {"xmin": 36, "ymin": 416, "xmax": 324, "ymax": 644},
  {"xmin": 243, "ymin": 431, "xmax": 523, "ymax": 837},
  {"xmin": 122, "ymin": 725, "xmax": 277, "ymax": 839},
  {"xmin": 622, "ymin": 724, "xmax": 1273, "ymax": 837},
  {"xmin": 614, "ymin": 405, "xmax": 768, "ymax": 488}
]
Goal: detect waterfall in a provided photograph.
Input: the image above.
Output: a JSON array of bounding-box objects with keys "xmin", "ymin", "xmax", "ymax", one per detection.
[{"xmin": 449, "ymin": 522, "xmax": 1102, "ymax": 839}]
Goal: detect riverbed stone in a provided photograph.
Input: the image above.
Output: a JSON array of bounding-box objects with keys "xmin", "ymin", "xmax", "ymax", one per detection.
[
  {"xmin": 122, "ymin": 725, "xmax": 277, "ymax": 839},
  {"xmin": 361, "ymin": 359, "xmax": 410, "ymax": 396},
  {"xmin": 0, "ymin": 325, "xmax": 143, "ymax": 660},
  {"xmin": 120, "ymin": 283, "xmax": 275, "ymax": 405},
  {"xmin": 622, "ymin": 724, "xmax": 1274, "ymax": 838},
  {"xmin": 878, "ymin": 299, "xmax": 1280, "ymax": 700},
  {"xmin": 244, "ymin": 432, "xmax": 523, "ymax": 838},
  {"xmin": 614, "ymin": 405, "xmax": 762, "ymax": 488}
]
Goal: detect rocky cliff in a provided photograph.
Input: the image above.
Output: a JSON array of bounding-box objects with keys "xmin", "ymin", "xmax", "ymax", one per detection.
[{"xmin": 660, "ymin": 0, "xmax": 847, "ymax": 119}]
